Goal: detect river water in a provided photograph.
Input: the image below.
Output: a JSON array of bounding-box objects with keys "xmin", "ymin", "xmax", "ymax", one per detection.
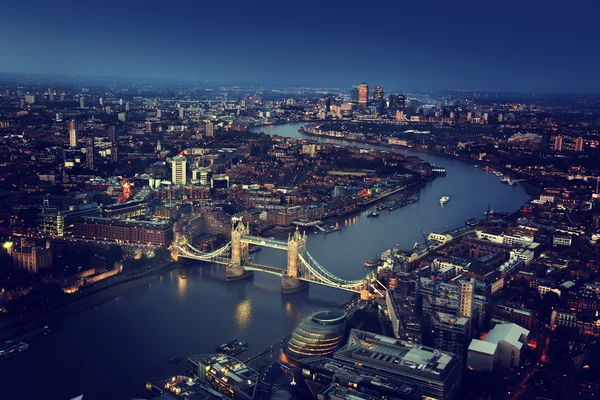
[{"xmin": 0, "ymin": 123, "xmax": 530, "ymax": 400}]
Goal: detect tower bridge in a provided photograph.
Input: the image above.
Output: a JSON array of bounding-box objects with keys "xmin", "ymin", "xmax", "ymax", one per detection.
[{"xmin": 171, "ymin": 219, "xmax": 380, "ymax": 297}]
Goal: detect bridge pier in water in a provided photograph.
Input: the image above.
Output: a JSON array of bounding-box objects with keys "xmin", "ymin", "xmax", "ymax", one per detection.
[
  {"xmin": 227, "ymin": 218, "xmax": 253, "ymax": 281},
  {"xmin": 282, "ymin": 228, "xmax": 309, "ymax": 293}
]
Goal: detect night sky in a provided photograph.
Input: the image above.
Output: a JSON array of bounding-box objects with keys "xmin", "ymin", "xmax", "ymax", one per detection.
[{"xmin": 2, "ymin": 0, "xmax": 599, "ymax": 92}]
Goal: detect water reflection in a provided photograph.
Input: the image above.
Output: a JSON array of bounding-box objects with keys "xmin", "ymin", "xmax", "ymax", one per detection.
[
  {"xmin": 177, "ymin": 275, "xmax": 187, "ymax": 297},
  {"xmin": 235, "ymin": 298, "xmax": 252, "ymax": 332}
]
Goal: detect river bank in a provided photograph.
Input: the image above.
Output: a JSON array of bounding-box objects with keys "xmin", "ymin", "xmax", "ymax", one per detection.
[{"xmin": 0, "ymin": 261, "xmax": 178, "ymax": 342}]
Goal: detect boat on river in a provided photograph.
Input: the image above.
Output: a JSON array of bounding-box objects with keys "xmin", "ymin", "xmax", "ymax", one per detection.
[
  {"xmin": 216, "ymin": 339, "xmax": 248, "ymax": 357},
  {"xmin": 440, "ymin": 196, "xmax": 450, "ymax": 205},
  {"xmin": 367, "ymin": 211, "xmax": 380, "ymax": 218}
]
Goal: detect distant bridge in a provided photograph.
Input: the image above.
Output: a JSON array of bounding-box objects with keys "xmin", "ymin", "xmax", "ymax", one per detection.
[{"xmin": 171, "ymin": 218, "xmax": 380, "ymax": 296}]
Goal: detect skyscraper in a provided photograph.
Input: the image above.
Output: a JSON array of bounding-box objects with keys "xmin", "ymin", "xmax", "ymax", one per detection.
[
  {"xmin": 205, "ymin": 121, "xmax": 214, "ymax": 137},
  {"xmin": 388, "ymin": 94, "xmax": 407, "ymax": 111},
  {"xmin": 358, "ymin": 82, "xmax": 368, "ymax": 108},
  {"xmin": 575, "ymin": 137, "xmax": 584, "ymax": 152},
  {"xmin": 86, "ymin": 137, "xmax": 95, "ymax": 170},
  {"xmin": 108, "ymin": 126, "xmax": 117, "ymax": 145},
  {"xmin": 554, "ymin": 135, "xmax": 563, "ymax": 152},
  {"xmin": 178, "ymin": 108, "xmax": 184, "ymax": 119},
  {"xmin": 59, "ymin": 92, "xmax": 65, "ymax": 102},
  {"xmin": 373, "ymin": 86, "xmax": 384, "ymax": 113},
  {"xmin": 68, "ymin": 120, "xmax": 77, "ymax": 148},
  {"xmin": 351, "ymin": 85, "xmax": 359, "ymax": 105},
  {"xmin": 170, "ymin": 156, "xmax": 187, "ymax": 185},
  {"xmin": 79, "ymin": 97, "xmax": 85, "ymax": 108},
  {"xmin": 48, "ymin": 88, "xmax": 54, "ymax": 102}
]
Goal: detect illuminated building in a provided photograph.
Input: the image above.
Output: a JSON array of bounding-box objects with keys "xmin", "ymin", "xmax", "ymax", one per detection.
[
  {"xmin": 73, "ymin": 217, "xmax": 173, "ymax": 246},
  {"xmin": 170, "ymin": 156, "xmax": 188, "ymax": 185},
  {"xmin": 210, "ymin": 174, "xmax": 230, "ymax": 189},
  {"xmin": 118, "ymin": 112, "xmax": 126, "ymax": 122},
  {"xmin": 69, "ymin": 120, "xmax": 77, "ymax": 148},
  {"xmin": 6, "ymin": 239, "xmax": 52, "ymax": 274},
  {"xmin": 388, "ymin": 94, "xmax": 406, "ymax": 111},
  {"xmin": 575, "ymin": 137, "xmax": 584, "ymax": 152},
  {"xmin": 554, "ymin": 135, "xmax": 563, "ymax": 152},
  {"xmin": 372, "ymin": 86, "xmax": 384, "ymax": 111},
  {"xmin": 467, "ymin": 323, "xmax": 529, "ymax": 371},
  {"xmin": 85, "ymin": 137, "xmax": 95, "ymax": 170},
  {"xmin": 205, "ymin": 121, "xmax": 214, "ymax": 137},
  {"xmin": 39, "ymin": 203, "xmax": 101, "ymax": 236},
  {"xmin": 79, "ymin": 96, "xmax": 85, "ymax": 108},
  {"xmin": 300, "ymin": 329, "xmax": 462, "ymax": 400},
  {"xmin": 351, "ymin": 85, "xmax": 359, "ymax": 104},
  {"xmin": 358, "ymin": 83, "xmax": 368, "ymax": 108},
  {"xmin": 186, "ymin": 354, "xmax": 259, "ymax": 399},
  {"xmin": 102, "ymin": 199, "xmax": 147, "ymax": 219},
  {"xmin": 285, "ymin": 309, "xmax": 347, "ymax": 360}
]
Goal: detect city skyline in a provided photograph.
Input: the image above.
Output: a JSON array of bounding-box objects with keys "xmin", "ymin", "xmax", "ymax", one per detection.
[{"xmin": 2, "ymin": 0, "xmax": 599, "ymax": 93}]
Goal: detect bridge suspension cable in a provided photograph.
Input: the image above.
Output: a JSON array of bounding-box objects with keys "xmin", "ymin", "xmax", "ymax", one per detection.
[
  {"xmin": 173, "ymin": 236, "xmax": 232, "ymax": 261},
  {"xmin": 298, "ymin": 252, "xmax": 368, "ymax": 290}
]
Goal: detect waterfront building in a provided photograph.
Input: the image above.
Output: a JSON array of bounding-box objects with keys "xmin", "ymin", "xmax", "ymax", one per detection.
[
  {"xmin": 170, "ymin": 156, "xmax": 188, "ymax": 185},
  {"xmin": 286, "ymin": 309, "xmax": 347, "ymax": 360},
  {"xmin": 186, "ymin": 353, "xmax": 259, "ymax": 399},
  {"xmin": 6, "ymin": 239, "xmax": 52, "ymax": 274},
  {"xmin": 68, "ymin": 120, "xmax": 77, "ymax": 148},
  {"xmin": 102, "ymin": 199, "xmax": 147, "ymax": 219},
  {"xmin": 331, "ymin": 329, "xmax": 462, "ymax": 400},
  {"xmin": 467, "ymin": 323, "xmax": 529, "ymax": 371},
  {"xmin": 73, "ymin": 217, "xmax": 173, "ymax": 246},
  {"xmin": 39, "ymin": 203, "xmax": 101, "ymax": 236}
]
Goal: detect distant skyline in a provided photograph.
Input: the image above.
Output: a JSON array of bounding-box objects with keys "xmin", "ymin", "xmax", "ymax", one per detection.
[{"xmin": 2, "ymin": 0, "xmax": 599, "ymax": 93}]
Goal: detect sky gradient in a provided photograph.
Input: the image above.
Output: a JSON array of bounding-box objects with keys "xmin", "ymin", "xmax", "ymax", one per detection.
[{"xmin": 2, "ymin": 0, "xmax": 599, "ymax": 92}]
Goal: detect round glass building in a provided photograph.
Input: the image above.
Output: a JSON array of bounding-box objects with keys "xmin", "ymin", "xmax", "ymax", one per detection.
[{"xmin": 286, "ymin": 309, "xmax": 347, "ymax": 360}]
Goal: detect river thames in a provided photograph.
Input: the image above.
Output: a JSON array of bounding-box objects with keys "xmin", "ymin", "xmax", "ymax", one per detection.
[{"xmin": 0, "ymin": 123, "xmax": 531, "ymax": 400}]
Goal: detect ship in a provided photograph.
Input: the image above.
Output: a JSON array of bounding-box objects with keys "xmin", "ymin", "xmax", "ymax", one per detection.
[
  {"xmin": 216, "ymin": 339, "xmax": 248, "ymax": 357},
  {"xmin": 363, "ymin": 258, "xmax": 381, "ymax": 269},
  {"xmin": 367, "ymin": 211, "xmax": 380, "ymax": 217},
  {"xmin": 440, "ymin": 196, "xmax": 450, "ymax": 205},
  {"xmin": 0, "ymin": 342, "xmax": 29, "ymax": 359}
]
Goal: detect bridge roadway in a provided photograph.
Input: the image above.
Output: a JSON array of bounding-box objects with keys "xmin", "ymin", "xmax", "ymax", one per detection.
[{"xmin": 240, "ymin": 235, "xmax": 288, "ymax": 251}]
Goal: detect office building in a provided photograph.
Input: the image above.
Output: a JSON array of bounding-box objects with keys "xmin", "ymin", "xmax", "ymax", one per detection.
[
  {"xmin": 210, "ymin": 174, "xmax": 229, "ymax": 189},
  {"xmin": 118, "ymin": 112, "xmax": 126, "ymax": 122},
  {"xmin": 170, "ymin": 156, "xmax": 188, "ymax": 185},
  {"xmin": 108, "ymin": 125, "xmax": 117, "ymax": 146},
  {"xmin": 286, "ymin": 309, "xmax": 347, "ymax": 360},
  {"xmin": 59, "ymin": 92, "xmax": 65, "ymax": 102},
  {"xmin": 575, "ymin": 137, "xmax": 584, "ymax": 152},
  {"xmin": 388, "ymin": 94, "xmax": 407, "ymax": 111},
  {"xmin": 178, "ymin": 108, "xmax": 184, "ymax": 119},
  {"xmin": 79, "ymin": 96, "xmax": 85, "ymax": 108},
  {"xmin": 429, "ymin": 311, "xmax": 471, "ymax": 357},
  {"xmin": 554, "ymin": 135, "xmax": 563, "ymax": 152},
  {"xmin": 351, "ymin": 85, "xmax": 360, "ymax": 104},
  {"xmin": 102, "ymin": 199, "xmax": 147, "ymax": 219},
  {"xmin": 68, "ymin": 120, "xmax": 77, "ymax": 147},
  {"xmin": 187, "ymin": 354, "xmax": 259, "ymax": 399},
  {"xmin": 86, "ymin": 137, "xmax": 95, "ymax": 170},
  {"xmin": 467, "ymin": 323, "xmax": 529, "ymax": 371},
  {"xmin": 205, "ymin": 121, "xmax": 214, "ymax": 137},
  {"xmin": 358, "ymin": 82, "xmax": 368, "ymax": 107},
  {"xmin": 73, "ymin": 217, "xmax": 173, "ymax": 246},
  {"xmin": 156, "ymin": 109, "xmax": 161, "ymax": 119},
  {"xmin": 39, "ymin": 203, "xmax": 101, "ymax": 236},
  {"xmin": 331, "ymin": 330, "xmax": 462, "ymax": 400},
  {"xmin": 25, "ymin": 94, "xmax": 35, "ymax": 104},
  {"xmin": 99, "ymin": 97, "xmax": 103, "ymax": 105},
  {"xmin": 48, "ymin": 88, "xmax": 54, "ymax": 102}
]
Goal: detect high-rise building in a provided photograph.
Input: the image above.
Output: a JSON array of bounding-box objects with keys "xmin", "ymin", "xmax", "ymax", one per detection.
[
  {"xmin": 79, "ymin": 96, "xmax": 85, "ymax": 108},
  {"xmin": 25, "ymin": 94, "xmax": 35, "ymax": 104},
  {"xmin": 86, "ymin": 137, "xmax": 95, "ymax": 170},
  {"xmin": 125, "ymin": 101, "xmax": 130, "ymax": 111},
  {"xmin": 554, "ymin": 135, "xmax": 563, "ymax": 152},
  {"xmin": 373, "ymin": 86, "xmax": 384, "ymax": 103},
  {"xmin": 178, "ymin": 108, "xmax": 184, "ymax": 119},
  {"xmin": 108, "ymin": 126, "xmax": 117, "ymax": 145},
  {"xmin": 19, "ymin": 95, "xmax": 25, "ymax": 108},
  {"xmin": 48, "ymin": 88, "xmax": 54, "ymax": 102},
  {"xmin": 156, "ymin": 109, "xmax": 162, "ymax": 119},
  {"xmin": 388, "ymin": 94, "xmax": 406, "ymax": 111},
  {"xmin": 205, "ymin": 121, "xmax": 214, "ymax": 137},
  {"xmin": 358, "ymin": 82, "xmax": 368, "ymax": 107},
  {"xmin": 68, "ymin": 120, "xmax": 77, "ymax": 147},
  {"xmin": 170, "ymin": 156, "xmax": 187, "ymax": 185},
  {"xmin": 99, "ymin": 97, "xmax": 103, "ymax": 105},
  {"xmin": 118, "ymin": 112, "xmax": 126, "ymax": 122},
  {"xmin": 59, "ymin": 92, "xmax": 66, "ymax": 102},
  {"xmin": 351, "ymin": 85, "xmax": 359, "ymax": 104},
  {"xmin": 575, "ymin": 137, "xmax": 584, "ymax": 152}
]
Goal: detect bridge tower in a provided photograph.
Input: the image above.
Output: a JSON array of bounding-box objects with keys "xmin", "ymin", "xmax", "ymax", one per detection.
[
  {"xmin": 282, "ymin": 228, "xmax": 308, "ymax": 293},
  {"xmin": 227, "ymin": 219, "xmax": 251, "ymax": 280}
]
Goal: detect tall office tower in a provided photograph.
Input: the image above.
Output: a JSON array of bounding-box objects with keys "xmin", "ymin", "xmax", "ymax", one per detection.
[
  {"xmin": 125, "ymin": 101, "xmax": 130, "ymax": 111},
  {"xmin": 575, "ymin": 137, "xmax": 584, "ymax": 152},
  {"xmin": 108, "ymin": 125, "xmax": 117, "ymax": 145},
  {"xmin": 118, "ymin": 112, "xmax": 126, "ymax": 122},
  {"xmin": 554, "ymin": 135, "xmax": 563, "ymax": 152},
  {"xmin": 59, "ymin": 92, "xmax": 65, "ymax": 102},
  {"xmin": 388, "ymin": 94, "xmax": 406, "ymax": 111},
  {"xmin": 205, "ymin": 121, "xmax": 214, "ymax": 137},
  {"xmin": 79, "ymin": 96, "xmax": 85, "ymax": 108},
  {"xmin": 25, "ymin": 94, "xmax": 35, "ymax": 104},
  {"xmin": 373, "ymin": 86, "xmax": 384, "ymax": 112},
  {"xmin": 156, "ymin": 109, "xmax": 162, "ymax": 119},
  {"xmin": 351, "ymin": 85, "xmax": 360, "ymax": 104},
  {"xmin": 48, "ymin": 88, "xmax": 54, "ymax": 102},
  {"xmin": 68, "ymin": 120, "xmax": 77, "ymax": 147},
  {"xmin": 86, "ymin": 137, "xmax": 95, "ymax": 170},
  {"xmin": 119, "ymin": 98, "xmax": 123, "ymax": 106},
  {"xmin": 459, "ymin": 278, "xmax": 475, "ymax": 318},
  {"xmin": 170, "ymin": 156, "xmax": 187, "ymax": 185},
  {"xmin": 19, "ymin": 96, "xmax": 25, "ymax": 108},
  {"xmin": 358, "ymin": 82, "xmax": 368, "ymax": 108},
  {"xmin": 178, "ymin": 108, "xmax": 184, "ymax": 119},
  {"xmin": 111, "ymin": 147, "xmax": 118, "ymax": 163},
  {"xmin": 99, "ymin": 97, "xmax": 103, "ymax": 105}
]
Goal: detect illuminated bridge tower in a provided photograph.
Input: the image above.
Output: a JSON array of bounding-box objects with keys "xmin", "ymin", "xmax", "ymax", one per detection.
[
  {"xmin": 282, "ymin": 228, "xmax": 309, "ymax": 293},
  {"xmin": 227, "ymin": 219, "xmax": 252, "ymax": 281}
]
